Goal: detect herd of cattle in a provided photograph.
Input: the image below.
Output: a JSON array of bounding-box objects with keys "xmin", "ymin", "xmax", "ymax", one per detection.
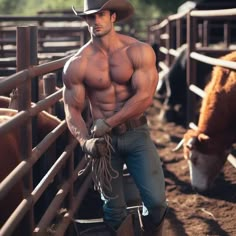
[{"xmin": 0, "ymin": 48, "xmax": 236, "ymax": 236}]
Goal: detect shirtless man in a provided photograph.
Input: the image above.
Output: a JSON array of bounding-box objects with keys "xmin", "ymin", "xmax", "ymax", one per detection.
[{"xmin": 63, "ymin": 0, "xmax": 167, "ymax": 235}]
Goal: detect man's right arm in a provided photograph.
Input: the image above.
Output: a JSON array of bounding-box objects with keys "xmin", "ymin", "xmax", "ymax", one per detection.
[
  {"xmin": 62, "ymin": 56, "xmax": 107, "ymax": 159},
  {"xmin": 62, "ymin": 57, "xmax": 89, "ymax": 146}
]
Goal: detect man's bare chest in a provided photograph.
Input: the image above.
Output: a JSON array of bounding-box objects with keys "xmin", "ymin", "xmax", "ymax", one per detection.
[{"xmin": 85, "ymin": 53, "xmax": 133, "ymax": 87}]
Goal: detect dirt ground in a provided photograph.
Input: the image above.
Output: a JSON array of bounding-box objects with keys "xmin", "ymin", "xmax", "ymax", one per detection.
[{"xmin": 146, "ymin": 98, "xmax": 236, "ymax": 236}]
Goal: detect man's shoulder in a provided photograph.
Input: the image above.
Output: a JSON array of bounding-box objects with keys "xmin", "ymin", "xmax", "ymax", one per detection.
[
  {"xmin": 129, "ymin": 40, "xmax": 152, "ymax": 51},
  {"xmin": 121, "ymin": 38, "xmax": 156, "ymax": 67},
  {"xmin": 63, "ymin": 44, "xmax": 92, "ymax": 83},
  {"xmin": 119, "ymin": 34, "xmax": 143, "ymax": 47},
  {"xmin": 126, "ymin": 40, "xmax": 154, "ymax": 59},
  {"xmin": 118, "ymin": 34, "xmax": 152, "ymax": 54},
  {"xmin": 74, "ymin": 43, "xmax": 92, "ymax": 59},
  {"xmin": 66, "ymin": 43, "xmax": 92, "ymax": 66}
]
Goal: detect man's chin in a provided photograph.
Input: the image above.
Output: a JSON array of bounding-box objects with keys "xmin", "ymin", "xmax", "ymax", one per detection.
[
  {"xmin": 94, "ymin": 30, "xmax": 103, "ymax": 35},
  {"xmin": 93, "ymin": 33, "xmax": 104, "ymax": 38}
]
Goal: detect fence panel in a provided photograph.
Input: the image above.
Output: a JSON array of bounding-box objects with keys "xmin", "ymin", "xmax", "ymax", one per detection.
[{"xmin": 0, "ymin": 25, "xmax": 91, "ymax": 236}]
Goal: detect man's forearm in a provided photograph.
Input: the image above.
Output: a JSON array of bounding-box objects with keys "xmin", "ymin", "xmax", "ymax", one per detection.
[
  {"xmin": 106, "ymin": 94, "xmax": 151, "ymax": 127},
  {"xmin": 67, "ymin": 120, "xmax": 89, "ymax": 146}
]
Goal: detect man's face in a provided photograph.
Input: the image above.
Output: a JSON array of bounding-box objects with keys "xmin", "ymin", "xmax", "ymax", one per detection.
[{"xmin": 85, "ymin": 10, "xmax": 116, "ymax": 37}]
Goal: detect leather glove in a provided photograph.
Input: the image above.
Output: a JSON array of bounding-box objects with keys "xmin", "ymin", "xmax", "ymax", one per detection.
[
  {"xmin": 82, "ymin": 137, "xmax": 107, "ymax": 159},
  {"xmin": 91, "ymin": 119, "xmax": 112, "ymax": 137}
]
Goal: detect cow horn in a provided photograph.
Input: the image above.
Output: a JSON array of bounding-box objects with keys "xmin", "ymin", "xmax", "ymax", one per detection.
[
  {"xmin": 172, "ymin": 122, "xmax": 198, "ymax": 152},
  {"xmin": 189, "ymin": 122, "xmax": 198, "ymax": 131},
  {"xmin": 172, "ymin": 138, "xmax": 184, "ymax": 152}
]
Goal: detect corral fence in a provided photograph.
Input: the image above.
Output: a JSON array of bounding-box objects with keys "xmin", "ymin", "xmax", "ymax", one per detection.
[
  {"xmin": 0, "ymin": 25, "xmax": 92, "ymax": 236},
  {"xmin": 148, "ymin": 8, "xmax": 236, "ymax": 168},
  {"xmin": 0, "ymin": 13, "xmax": 155, "ymax": 78},
  {"xmin": 148, "ymin": 7, "xmax": 236, "ymax": 125},
  {"xmin": 0, "ymin": 14, "xmax": 89, "ymax": 79}
]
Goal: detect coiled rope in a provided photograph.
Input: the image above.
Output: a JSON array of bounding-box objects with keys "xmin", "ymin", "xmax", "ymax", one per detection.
[
  {"xmin": 78, "ymin": 134, "xmax": 119, "ymax": 200},
  {"xmin": 91, "ymin": 134, "xmax": 119, "ymax": 200}
]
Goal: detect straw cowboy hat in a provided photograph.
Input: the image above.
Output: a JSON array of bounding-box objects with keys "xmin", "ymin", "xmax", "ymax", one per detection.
[{"xmin": 72, "ymin": 0, "xmax": 134, "ymax": 22}]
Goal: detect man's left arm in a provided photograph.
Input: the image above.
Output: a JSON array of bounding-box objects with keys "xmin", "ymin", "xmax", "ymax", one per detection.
[
  {"xmin": 108, "ymin": 43, "xmax": 158, "ymax": 123},
  {"xmin": 92, "ymin": 43, "xmax": 158, "ymax": 137}
]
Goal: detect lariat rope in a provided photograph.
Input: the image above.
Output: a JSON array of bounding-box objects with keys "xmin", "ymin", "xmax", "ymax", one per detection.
[
  {"xmin": 91, "ymin": 134, "xmax": 119, "ymax": 199},
  {"xmin": 79, "ymin": 134, "xmax": 119, "ymax": 200}
]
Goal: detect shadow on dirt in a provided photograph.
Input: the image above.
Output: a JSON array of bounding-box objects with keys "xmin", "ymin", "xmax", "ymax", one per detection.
[{"xmin": 194, "ymin": 216, "xmax": 230, "ymax": 236}]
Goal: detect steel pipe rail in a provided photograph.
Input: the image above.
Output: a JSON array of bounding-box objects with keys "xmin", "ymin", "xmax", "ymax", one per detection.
[
  {"xmin": 168, "ymin": 11, "xmax": 188, "ymax": 21},
  {"xmin": 190, "ymin": 8, "xmax": 236, "ymax": 18},
  {"xmin": 32, "ymin": 138, "xmax": 78, "ymax": 203},
  {"xmin": 190, "ymin": 52, "xmax": 236, "ymax": 70},
  {"xmin": 0, "ymin": 89, "xmax": 63, "ymax": 136},
  {"xmin": 0, "ymin": 55, "xmax": 71, "ymax": 95},
  {"xmin": 54, "ymin": 173, "xmax": 93, "ymax": 236},
  {"xmin": 0, "ymin": 121, "xmax": 67, "ymax": 201},
  {"xmin": 34, "ymin": 155, "xmax": 89, "ymax": 232},
  {"xmin": 0, "ymin": 128, "xmax": 74, "ymax": 235},
  {"xmin": 149, "ymin": 19, "xmax": 168, "ymax": 31}
]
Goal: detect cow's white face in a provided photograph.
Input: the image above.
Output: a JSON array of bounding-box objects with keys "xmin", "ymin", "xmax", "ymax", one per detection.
[{"xmin": 187, "ymin": 149, "xmax": 228, "ymax": 192}]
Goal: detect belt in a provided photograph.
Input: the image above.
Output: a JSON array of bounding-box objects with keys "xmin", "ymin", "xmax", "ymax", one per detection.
[{"xmin": 112, "ymin": 115, "xmax": 147, "ymax": 135}]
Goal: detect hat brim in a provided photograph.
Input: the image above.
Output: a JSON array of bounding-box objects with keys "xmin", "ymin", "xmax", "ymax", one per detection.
[{"xmin": 72, "ymin": 0, "xmax": 134, "ymax": 22}]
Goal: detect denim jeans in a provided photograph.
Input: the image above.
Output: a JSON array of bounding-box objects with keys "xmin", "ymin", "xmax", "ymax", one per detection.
[{"xmin": 102, "ymin": 124, "xmax": 167, "ymax": 228}]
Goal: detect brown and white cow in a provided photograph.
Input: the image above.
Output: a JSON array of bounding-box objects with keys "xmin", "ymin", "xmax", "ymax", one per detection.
[
  {"xmin": 0, "ymin": 104, "xmax": 66, "ymax": 235},
  {"xmin": 183, "ymin": 51, "xmax": 236, "ymax": 192}
]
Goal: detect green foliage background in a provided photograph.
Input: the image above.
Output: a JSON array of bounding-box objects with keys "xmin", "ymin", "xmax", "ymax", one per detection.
[{"xmin": 0, "ymin": 0, "xmax": 188, "ymax": 17}]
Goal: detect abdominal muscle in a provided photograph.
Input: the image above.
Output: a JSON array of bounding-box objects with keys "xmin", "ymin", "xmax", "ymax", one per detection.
[{"xmin": 87, "ymin": 82, "xmax": 132, "ymax": 120}]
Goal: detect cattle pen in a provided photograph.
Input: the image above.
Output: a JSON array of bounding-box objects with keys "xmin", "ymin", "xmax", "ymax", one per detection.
[
  {"xmin": 1, "ymin": 6, "xmax": 236, "ymax": 236},
  {"xmin": 0, "ymin": 25, "xmax": 91, "ymax": 235}
]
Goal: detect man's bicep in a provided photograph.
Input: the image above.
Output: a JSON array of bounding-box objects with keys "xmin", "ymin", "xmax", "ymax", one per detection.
[
  {"xmin": 132, "ymin": 68, "xmax": 158, "ymax": 97},
  {"xmin": 131, "ymin": 44, "xmax": 158, "ymax": 92},
  {"xmin": 63, "ymin": 84, "xmax": 86, "ymax": 114}
]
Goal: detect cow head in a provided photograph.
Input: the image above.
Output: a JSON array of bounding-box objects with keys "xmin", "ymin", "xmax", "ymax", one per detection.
[{"xmin": 183, "ymin": 130, "xmax": 229, "ymax": 192}]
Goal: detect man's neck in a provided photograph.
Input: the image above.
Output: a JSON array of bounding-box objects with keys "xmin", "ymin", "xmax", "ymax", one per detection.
[{"xmin": 91, "ymin": 32, "xmax": 120, "ymax": 55}]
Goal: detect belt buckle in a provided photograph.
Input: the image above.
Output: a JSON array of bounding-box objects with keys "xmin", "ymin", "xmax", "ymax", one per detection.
[
  {"xmin": 126, "ymin": 120, "xmax": 133, "ymax": 130},
  {"xmin": 112, "ymin": 116, "xmax": 146, "ymax": 135}
]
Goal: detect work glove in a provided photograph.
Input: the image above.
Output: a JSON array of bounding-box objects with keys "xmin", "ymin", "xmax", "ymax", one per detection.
[
  {"xmin": 91, "ymin": 119, "xmax": 112, "ymax": 137},
  {"xmin": 82, "ymin": 137, "xmax": 107, "ymax": 159}
]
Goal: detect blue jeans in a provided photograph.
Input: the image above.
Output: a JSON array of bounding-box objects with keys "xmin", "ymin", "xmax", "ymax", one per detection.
[{"xmin": 102, "ymin": 124, "xmax": 167, "ymax": 228}]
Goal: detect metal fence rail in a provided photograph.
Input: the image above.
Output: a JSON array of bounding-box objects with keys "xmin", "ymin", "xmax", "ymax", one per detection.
[
  {"xmin": 149, "ymin": 7, "xmax": 236, "ymax": 125},
  {"xmin": 0, "ymin": 25, "xmax": 90, "ymax": 236}
]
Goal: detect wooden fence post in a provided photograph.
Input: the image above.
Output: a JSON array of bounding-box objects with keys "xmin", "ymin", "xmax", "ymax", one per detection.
[
  {"xmin": 186, "ymin": 12, "xmax": 197, "ymax": 126},
  {"xmin": 16, "ymin": 25, "xmax": 37, "ymax": 236}
]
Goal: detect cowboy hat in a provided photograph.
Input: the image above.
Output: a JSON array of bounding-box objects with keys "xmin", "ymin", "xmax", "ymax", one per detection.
[{"xmin": 72, "ymin": 0, "xmax": 134, "ymax": 22}]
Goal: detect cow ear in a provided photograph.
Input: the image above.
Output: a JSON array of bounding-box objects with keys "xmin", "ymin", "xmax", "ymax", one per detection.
[{"xmin": 198, "ymin": 133, "xmax": 210, "ymax": 142}]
